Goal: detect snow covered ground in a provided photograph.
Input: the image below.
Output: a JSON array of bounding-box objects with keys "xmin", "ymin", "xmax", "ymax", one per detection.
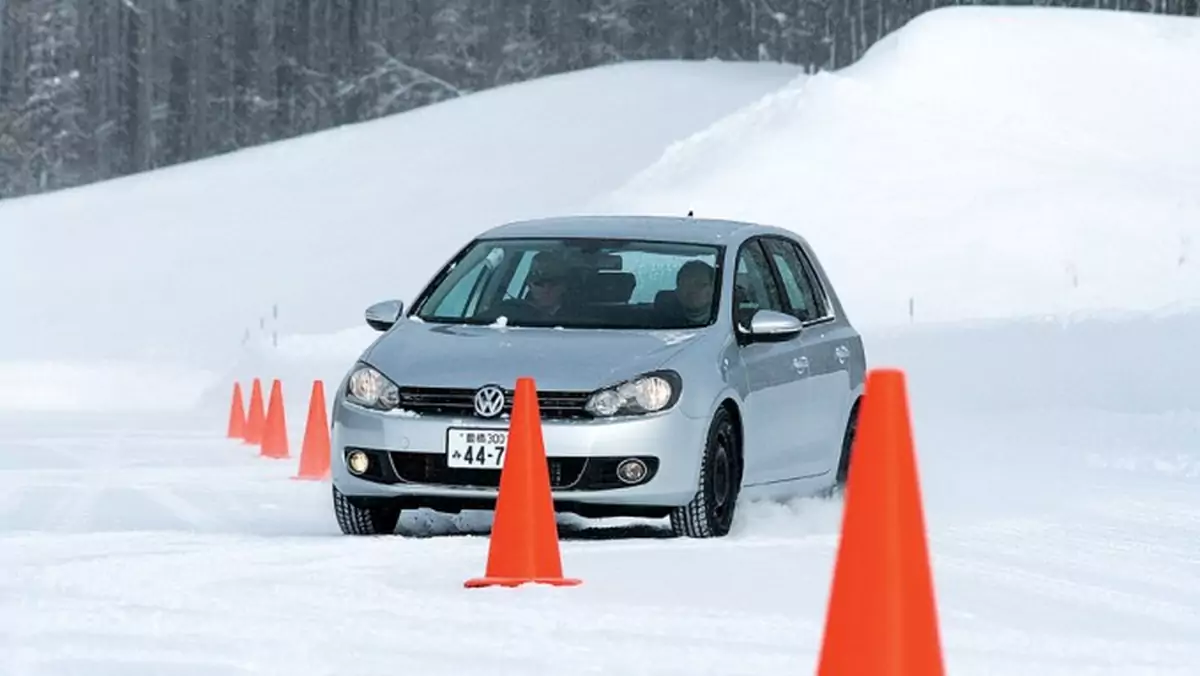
[{"xmin": 3, "ymin": 6, "xmax": 1200, "ymax": 675}]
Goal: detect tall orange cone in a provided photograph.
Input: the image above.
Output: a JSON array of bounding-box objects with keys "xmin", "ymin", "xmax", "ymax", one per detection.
[
  {"xmin": 227, "ymin": 382, "xmax": 246, "ymax": 439},
  {"xmin": 243, "ymin": 378, "xmax": 266, "ymax": 445},
  {"xmin": 465, "ymin": 377, "xmax": 581, "ymax": 589},
  {"xmin": 293, "ymin": 380, "xmax": 331, "ymax": 480},
  {"xmin": 817, "ymin": 368, "xmax": 944, "ymax": 675},
  {"xmin": 260, "ymin": 379, "xmax": 290, "ymax": 459}
]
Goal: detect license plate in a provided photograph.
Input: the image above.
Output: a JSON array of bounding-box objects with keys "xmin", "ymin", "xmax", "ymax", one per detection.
[{"xmin": 445, "ymin": 428, "xmax": 509, "ymax": 469}]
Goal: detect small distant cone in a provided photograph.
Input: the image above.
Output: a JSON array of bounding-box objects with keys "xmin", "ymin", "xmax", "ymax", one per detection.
[
  {"xmin": 293, "ymin": 380, "xmax": 331, "ymax": 480},
  {"xmin": 465, "ymin": 377, "xmax": 581, "ymax": 589},
  {"xmin": 227, "ymin": 382, "xmax": 246, "ymax": 439},
  {"xmin": 243, "ymin": 378, "xmax": 266, "ymax": 446},
  {"xmin": 260, "ymin": 379, "xmax": 290, "ymax": 459},
  {"xmin": 816, "ymin": 368, "xmax": 944, "ymax": 675}
]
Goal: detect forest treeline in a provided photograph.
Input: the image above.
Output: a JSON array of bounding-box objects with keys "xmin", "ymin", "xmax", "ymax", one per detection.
[{"xmin": 1, "ymin": 0, "xmax": 1196, "ymax": 200}]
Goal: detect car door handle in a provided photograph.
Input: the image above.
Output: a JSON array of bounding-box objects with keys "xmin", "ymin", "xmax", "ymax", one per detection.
[
  {"xmin": 834, "ymin": 345, "xmax": 850, "ymax": 364},
  {"xmin": 792, "ymin": 356, "xmax": 809, "ymax": 373}
]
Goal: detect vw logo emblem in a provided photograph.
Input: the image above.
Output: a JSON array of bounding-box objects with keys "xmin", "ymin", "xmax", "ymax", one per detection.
[{"xmin": 473, "ymin": 385, "xmax": 506, "ymax": 418}]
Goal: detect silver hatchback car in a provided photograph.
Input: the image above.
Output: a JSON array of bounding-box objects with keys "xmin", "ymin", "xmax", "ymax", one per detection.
[{"xmin": 330, "ymin": 214, "xmax": 866, "ymax": 538}]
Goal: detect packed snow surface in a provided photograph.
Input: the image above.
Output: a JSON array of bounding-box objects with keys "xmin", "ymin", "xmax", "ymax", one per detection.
[
  {"xmin": 601, "ymin": 6, "xmax": 1200, "ymax": 329},
  {"xmin": 3, "ymin": 6, "xmax": 1200, "ymax": 675}
]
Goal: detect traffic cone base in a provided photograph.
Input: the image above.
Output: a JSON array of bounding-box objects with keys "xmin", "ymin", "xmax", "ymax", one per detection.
[
  {"xmin": 816, "ymin": 367, "xmax": 944, "ymax": 675},
  {"xmin": 464, "ymin": 376, "xmax": 580, "ymax": 589},
  {"xmin": 464, "ymin": 576, "xmax": 581, "ymax": 588}
]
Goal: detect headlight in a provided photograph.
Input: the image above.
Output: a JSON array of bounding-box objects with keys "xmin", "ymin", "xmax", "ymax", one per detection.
[
  {"xmin": 346, "ymin": 364, "xmax": 400, "ymax": 410},
  {"xmin": 585, "ymin": 371, "xmax": 681, "ymax": 418}
]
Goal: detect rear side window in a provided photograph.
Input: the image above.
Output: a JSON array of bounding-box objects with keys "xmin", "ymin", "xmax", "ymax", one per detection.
[{"xmin": 762, "ymin": 237, "xmax": 824, "ymax": 321}]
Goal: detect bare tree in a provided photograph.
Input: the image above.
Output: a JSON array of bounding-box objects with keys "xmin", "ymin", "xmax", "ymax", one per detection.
[{"xmin": 1, "ymin": 0, "xmax": 1197, "ymax": 200}]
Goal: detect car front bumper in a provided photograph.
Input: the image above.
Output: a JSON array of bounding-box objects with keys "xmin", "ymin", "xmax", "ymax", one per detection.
[{"xmin": 329, "ymin": 397, "xmax": 707, "ymax": 517}]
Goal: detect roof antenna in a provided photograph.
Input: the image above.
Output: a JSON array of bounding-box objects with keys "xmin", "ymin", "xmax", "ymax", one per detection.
[{"xmin": 687, "ymin": 210, "xmax": 694, "ymax": 217}]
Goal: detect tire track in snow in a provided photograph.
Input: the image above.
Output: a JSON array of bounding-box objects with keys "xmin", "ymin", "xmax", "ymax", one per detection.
[
  {"xmin": 937, "ymin": 551, "xmax": 1200, "ymax": 633},
  {"xmin": 936, "ymin": 517, "xmax": 1200, "ymax": 635},
  {"xmin": 26, "ymin": 436, "xmax": 118, "ymax": 534},
  {"xmin": 4, "ymin": 535, "xmax": 813, "ymax": 675},
  {"xmin": 131, "ymin": 484, "xmax": 233, "ymax": 532},
  {"xmin": 939, "ymin": 624, "xmax": 1200, "ymax": 674},
  {"xmin": 944, "ymin": 515, "xmax": 1200, "ymax": 597},
  {"xmin": 1090, "ymin": 496, "xmax": 1200, "ymax": 532}
]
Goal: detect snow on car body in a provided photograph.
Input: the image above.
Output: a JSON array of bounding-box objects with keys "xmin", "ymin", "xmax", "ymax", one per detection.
[{"xmin": 330, "ymin": 214, "xmax": 866, "ymax": 538}]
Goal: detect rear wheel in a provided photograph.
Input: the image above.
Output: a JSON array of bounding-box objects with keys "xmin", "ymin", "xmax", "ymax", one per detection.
[
  {"xmin": 333, "ymin": 485, "xmax": 402, "ymax": 535},
  {"xmin": 832, "ymin": 399, "xmax": 861, "ymax": 491},
  {"xmin": 670, "ymin": 406, "xmax": 742, "ymax": 538}
]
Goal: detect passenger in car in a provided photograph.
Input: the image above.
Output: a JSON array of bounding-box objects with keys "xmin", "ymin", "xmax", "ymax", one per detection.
[{"xmin": 655, "ymin": 260, "xmax": 716, "ymax": 326}]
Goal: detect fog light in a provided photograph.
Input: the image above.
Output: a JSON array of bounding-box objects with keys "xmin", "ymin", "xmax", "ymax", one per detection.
[
  {"xmin": 347, "ymin": 450, "xmax": 370, "ymax": 475},
  {"xmin": 616, "ymin": 458, "xmax": 648, "ymax": 485}
]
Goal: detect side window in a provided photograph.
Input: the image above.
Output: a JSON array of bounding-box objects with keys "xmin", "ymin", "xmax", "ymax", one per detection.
[
  {"xmin": 733, "ymin": 240, "xmax": 785, "ymax": 328},
  {"xmin": 791, "ymin": 241, "xmax": 829, "ymax": 319},
  {"xmin": 762, "ymin": 237, "xmax": 821, "ymax": 321}
]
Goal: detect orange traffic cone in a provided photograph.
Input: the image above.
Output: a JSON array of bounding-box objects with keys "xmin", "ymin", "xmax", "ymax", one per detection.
[
  {"xmin": 227, "ymin": 382, "xmax": 246, "ymax": 440},
  {"xmin": 260, "ymin": 379, "xmax": 290, "ymax": 460},
  {"xmin": 293, "ymin": 380, "xmax": 331, "ymax": 480},
  {"xmin": 244, "ymin": 378, "xmax": 266, "ymax": 446},
  {"xmin": 816, "ymin": 368, "xmax": 944, "ymax": 675},
  {"xmin": 465, "ymin": 377, "xmax": 581, "ymax": 589}
]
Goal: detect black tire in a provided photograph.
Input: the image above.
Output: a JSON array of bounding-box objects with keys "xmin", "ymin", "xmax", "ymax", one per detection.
[
  {"xmin": 834, "ymin": 399, "xmax": 861, "ymax": 488},
  {"xmin": 332, "ymin": 485, "xmax": 402, "ymax": 535},
  {"xmin": 670, "ymin": 406, "xmax": 743, "ymax": 538}
]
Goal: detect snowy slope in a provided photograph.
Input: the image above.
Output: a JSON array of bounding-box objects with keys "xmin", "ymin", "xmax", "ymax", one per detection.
[
  {"xmin": 3, "ymin": 6, "xmax": 1200, "ymax": 676},
  {"xmin": 0, "ymin": 60, "xmax": 801, "ymax": 411},
  {"xmin": 600, "ymin": 6, "xmax": 1200, "ymax": 329}
]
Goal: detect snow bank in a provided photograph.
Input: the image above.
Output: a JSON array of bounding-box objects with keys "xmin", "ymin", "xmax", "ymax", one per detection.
[
  {"xmin": 0, "ymin": 60, "xmax": 800, "ymax": 364},
  {"xmin": 0, "ymin": 360, "xmax": 221, "ymax": 413},
  {"xmin": 0, "ymin": 60, "xmax": 799, "ymax": 412},
  {"xmin": 599, "ymin": 7, "xmax": 1200, "ymax": 329},
  {"xmin": 191, "ymin": 326, "xmax": 380, "ymax": 427},
  {"xmin": 867, "ymin": 309, "xmax": 1200, "ymax": 415}
]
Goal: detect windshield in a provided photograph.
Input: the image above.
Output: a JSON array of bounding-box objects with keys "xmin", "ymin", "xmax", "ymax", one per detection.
[{"xmin": 412, "ymin": 237, "xmax": 723, "ymax": 329}]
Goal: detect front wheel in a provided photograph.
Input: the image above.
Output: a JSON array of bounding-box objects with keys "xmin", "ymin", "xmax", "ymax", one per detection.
[
  {"xmin": 670, "ymin": 406, "xmax": 743, "ymax": 538},
  {"xmin": 332, "ymin": 485, "xmax": 402, "ymax": 535}
]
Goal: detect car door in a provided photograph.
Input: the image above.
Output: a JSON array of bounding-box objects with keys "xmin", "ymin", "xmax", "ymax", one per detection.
[
  {"xmin": 761, "ymin": 235, "xmax": 852, "ymax": 476},
  {"xmin": 731, "ymin": 237, "xmax": 815, "ymax": 487}
]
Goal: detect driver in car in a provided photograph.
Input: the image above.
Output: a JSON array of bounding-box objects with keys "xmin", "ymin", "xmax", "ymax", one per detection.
[
  {"xmin": 486, "ymin": 250, "xmax": 576, "ymax": 324},
  {"xmin": 523, "ymin": 251, "xmax": 572, "ymax": 318}
]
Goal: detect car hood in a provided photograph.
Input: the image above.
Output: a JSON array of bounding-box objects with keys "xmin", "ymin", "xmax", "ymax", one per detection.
[{"xmin": 361, "ymin": 319, "xmax": 705, "ymax": 392}]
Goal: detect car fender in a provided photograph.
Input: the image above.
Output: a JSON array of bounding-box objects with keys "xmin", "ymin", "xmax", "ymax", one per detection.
[{"xmin": 659, "ymin": 331, "xmax": 747, "ymax": 420}]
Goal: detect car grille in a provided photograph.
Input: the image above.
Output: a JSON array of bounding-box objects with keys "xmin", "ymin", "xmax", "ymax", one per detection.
[
  {"xmin": 397, "ymin": 386, "xmax": 592, "ymax": 420},
  {"xmin": 389, "ymin": 451, "xmax": 587, "ymax": 489}
]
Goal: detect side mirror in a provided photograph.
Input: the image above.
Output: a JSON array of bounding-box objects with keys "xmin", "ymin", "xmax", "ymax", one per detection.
[
  {"xmin": 745, "ymin": 309, "xmax": 803, "ymax": 341},
  {"xmin": 365, "ymin": 300, "xmax": 405, "ymax": 332}
]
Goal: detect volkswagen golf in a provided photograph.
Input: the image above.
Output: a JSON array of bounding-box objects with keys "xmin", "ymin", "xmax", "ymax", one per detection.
[{"xmin": 330, "ymin": 214, "xmax": 866, "ymax": 538}]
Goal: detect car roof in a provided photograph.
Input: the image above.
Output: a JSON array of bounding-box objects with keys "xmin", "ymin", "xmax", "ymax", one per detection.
[{"xmin": 476, "ymin": 214, "xmax": 804, "ymax": 248}]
